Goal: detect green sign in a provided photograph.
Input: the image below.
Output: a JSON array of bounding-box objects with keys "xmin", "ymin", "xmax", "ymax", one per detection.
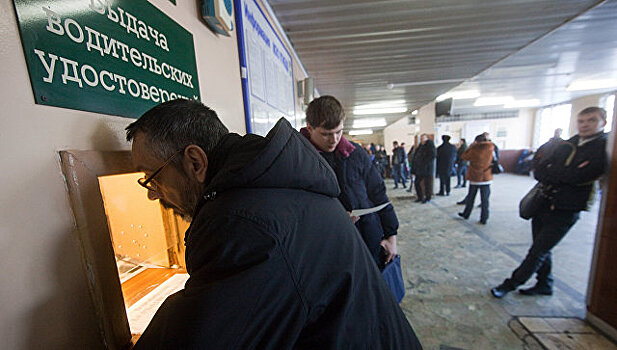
[{"xmin": 13, "ymin": 0, "xmax": 200, "ymax": 118}]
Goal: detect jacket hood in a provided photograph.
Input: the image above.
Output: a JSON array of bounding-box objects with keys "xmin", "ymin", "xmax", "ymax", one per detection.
[{"xmin": 202, "ymin": 118, "xmax": 340, "ymax": 200}]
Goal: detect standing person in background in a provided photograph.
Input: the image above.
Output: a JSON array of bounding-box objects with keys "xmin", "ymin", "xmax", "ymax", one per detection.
[
  {"xmin": 483, "ymin": 131, "xmax": 499, "ymax": 162},
  {"xmin": 412, "ymin": 134, "xmax": 436, "ymax": 203},
  {"xmin": 406, "ymin": 143, "xmax": 417, "ymax": 193},
  {"xmin": 391, "ymin": 141, "xmax": 407, "ymax": 189},
  {"xmin": 455, "ymin": 138, "xmax": 469, "ymax": 188},
  {"xmin": 550, "ymin": 128, "xmax": 563, "ymax": 143},
  {"xmin": 436, "ymin": 135, "xmax": 458, "ymax": 196},
  {"xmin": 301, "ymin": 96, "xmax": 400, "ymax": 268},
  {"xmin": 491, "ymin": 107, "xmax": 608, "ymax": 298},
  {"xmin": 401, "ymin": 142, "xmax": 410, "ymax": 180},
  {"xmin": 375, "ymin": 145, "xmax": 388, "ymax": 178},
  {"xmin": 457, "ymin": 134, "xmax": 494, "ymax": 224}
]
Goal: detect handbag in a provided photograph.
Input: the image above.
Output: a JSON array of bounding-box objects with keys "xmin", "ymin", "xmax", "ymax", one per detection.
[
  {"xmin": 491, "ymin": 152, "xmax": 503, "ymax": 174},
  {"xmin": 519, "ymin": 182, "xmax": 549, "ymax": 220},
  {"xmin": 381, "ymin": 255, "xmax": 405, "ymax": 303}
]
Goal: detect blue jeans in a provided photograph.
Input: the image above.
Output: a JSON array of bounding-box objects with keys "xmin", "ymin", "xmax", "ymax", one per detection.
[
  {"xmin": 461, "ymin": 184, "xmax": 490, "ymax": 222},
  {"xmin": 503, "ymin": 208, "xmax": 579, "ymax": 289},
  {"xmin": 456, "ymin": 165, "xmax": 467, "ymax": 186},
  {"xmin": 392, "ymin": 164, "xmax": 406, "ymax": 187}
]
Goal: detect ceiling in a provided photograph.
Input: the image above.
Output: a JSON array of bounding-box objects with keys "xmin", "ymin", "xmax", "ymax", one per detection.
[{"xmin": 268, "ymin": 0, "xmax": 617, "ymax": 131}]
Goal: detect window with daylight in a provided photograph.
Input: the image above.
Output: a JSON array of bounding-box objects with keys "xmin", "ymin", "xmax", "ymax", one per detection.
[
  {"xmin": 600, "ymin": 94, "xmax": 615, "ymax": 133},
  {"xmin": 535, "ymin": 104, "xmax": 572, "ymax": 148}
]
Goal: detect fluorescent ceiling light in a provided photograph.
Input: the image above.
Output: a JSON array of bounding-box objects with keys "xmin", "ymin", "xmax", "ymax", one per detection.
[
  {"xmin": 354, "ymin": 107, "xmax": 407, "ymax": 115},
  {"xmin": 473, "ymin": 96, "xmax": 514, "ymax": 107},
  {"xmin": 354, "ymin": 100, "xmax": 406, "ymax": 109},
  {"xmin": 387, "ymin": 78, "xmax": 464, "ymax": 88},
  {"xmin": 353, "ymin": 118, "xmax": 387, "ymax": 128},
  {"xmin": 436, "ymin": 90, "xmax": 480, "ymax": 101},
  {"xmin": 354, "ymin": 100, "xmax": 407, "ymax": 115},
  {"xmin": 349, "ymin": 129, "xmax": 373, "ymax": 135},
  {"xmin": 567, "ymin": 79, "xmax": 617, "ymax": 91},
  {"xmin": 504, "ymin": 99, "xmax": 541, "ymax": 108}
]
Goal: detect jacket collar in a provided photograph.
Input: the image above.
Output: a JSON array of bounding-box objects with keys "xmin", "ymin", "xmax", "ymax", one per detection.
[{"xmin": 300, "ymin": 127, "xmax": 356, "ymax": 158}]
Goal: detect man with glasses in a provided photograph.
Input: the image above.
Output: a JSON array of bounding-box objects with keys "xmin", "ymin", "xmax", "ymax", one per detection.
[{"xmin": 127, "ymin": 99, "xmax": 422, "ymax": 349}]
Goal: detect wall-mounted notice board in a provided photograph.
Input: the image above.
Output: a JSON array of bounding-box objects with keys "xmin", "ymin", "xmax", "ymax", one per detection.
[
  {"xmin": 13, "ymin": 0, "xmax": 200, "ymax": 119},
  {"xmin": 234, "ymin": 0, "xmax": 296, "ymax": 135}
]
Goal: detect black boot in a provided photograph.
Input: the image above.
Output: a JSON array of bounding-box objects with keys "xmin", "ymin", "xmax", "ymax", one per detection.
[
  {"xmin": 491, "ymin": 281, "xmax": 515, "ymax": 298},
  {"xmin": 519, "ymin": 284, "xmax": 553, "ymax": 296}
]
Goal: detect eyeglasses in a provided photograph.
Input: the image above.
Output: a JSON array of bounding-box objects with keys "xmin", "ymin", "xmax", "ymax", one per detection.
[{"xmin": 137, "ymin": 150, "xmax": 183, "ymax": 193}]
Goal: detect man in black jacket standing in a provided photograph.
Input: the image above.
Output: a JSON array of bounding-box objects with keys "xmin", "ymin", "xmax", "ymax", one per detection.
[
  {"xmin": 391, "ymin": 141, "xmax": 408, "ymax": 189},
  {"xmin": 491, "ymin": 107, "xmax": 608, "ymax": 298},
  {"xmin": 436, "ymin": 135, "xmax": 458, "ymax": 196},
  {"xmin": 127, "ymin": 99, "xmax": 422, "ymax": 349},
  {"xmin": 412, "ymin": 134, "xmax": 437, "ymax": 203}
]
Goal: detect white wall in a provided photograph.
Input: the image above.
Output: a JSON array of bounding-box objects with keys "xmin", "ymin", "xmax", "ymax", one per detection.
[
  {"xmin": 383, "ymin": 116, "xmax": 416, "ymax": 154},
  {"xmin": 0, "ymin": 0, "xmax": 255, "ymax": 348},
  {"xmin": 418, "ymin": 101, "xmax": 437, "ymax": 135},
  {"xmin": 382, "ymin": 103, "xmax": 435, "ymax": 154}
]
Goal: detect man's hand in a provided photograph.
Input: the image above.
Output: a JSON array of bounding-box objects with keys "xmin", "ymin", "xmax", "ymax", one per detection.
[
  {"xmin": 380, "ymin": 235, "xmax": 397, "ymax": 264},
  {"xmin": 347, "ymin": 212, "xmax": 360, "ymax": 224}
]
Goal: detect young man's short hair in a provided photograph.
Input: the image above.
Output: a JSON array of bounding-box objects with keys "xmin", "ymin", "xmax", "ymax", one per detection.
[
  {"xmin": 306, "ymin": 95, "xmax": 345, "ymax": 129},
  {"xmin": 579, "ymin": 107, "xmax": 607, "ymax": 120}
]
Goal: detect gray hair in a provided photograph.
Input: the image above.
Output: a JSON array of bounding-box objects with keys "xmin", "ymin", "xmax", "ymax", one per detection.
[{"xmin": 126, "ymin": 99, "xmax": 229, "ymax": 163}]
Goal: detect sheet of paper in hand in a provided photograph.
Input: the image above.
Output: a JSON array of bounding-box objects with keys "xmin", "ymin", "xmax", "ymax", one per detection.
[{"xmin": 351, "ymin": 202, "xmax": 391, "ymax": 217}]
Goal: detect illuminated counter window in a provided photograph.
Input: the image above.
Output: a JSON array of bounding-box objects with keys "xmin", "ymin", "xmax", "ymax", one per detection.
[{"xmin": 98, "ymin": 172, "xmax": 190, "ymax": 336}]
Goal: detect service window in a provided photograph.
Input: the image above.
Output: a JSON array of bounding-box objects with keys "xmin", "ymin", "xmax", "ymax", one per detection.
[{"xmin": 98, "ymin": 173, "xmax": 190, "ymax": 336}]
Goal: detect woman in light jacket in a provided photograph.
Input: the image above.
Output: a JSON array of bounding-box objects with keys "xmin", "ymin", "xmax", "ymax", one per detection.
[{"xmin": 458, "ymin": 134, "xmax": 494, "ymax": 224}]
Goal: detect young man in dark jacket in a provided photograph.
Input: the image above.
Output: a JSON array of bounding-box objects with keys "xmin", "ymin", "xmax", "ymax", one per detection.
[
  {"xmin": 301, "ymin": 95, "xmax": 400, "ymax": 267},
  {"xmin": 491, "ymin": 107, "xmax": 608, "ymax": 298},
  {"xmin": 127, "ymin": 99, "xmax": 422, "ymax": 349}
]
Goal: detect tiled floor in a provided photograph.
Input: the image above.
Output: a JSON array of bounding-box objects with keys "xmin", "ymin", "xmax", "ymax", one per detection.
[
  {"xmin": 518, "ymin": 317, "xmax": 617, "ymax": 349},
  {"xmin": 386, "ymin": 174, "xmax": 616, "ymax": 349}
]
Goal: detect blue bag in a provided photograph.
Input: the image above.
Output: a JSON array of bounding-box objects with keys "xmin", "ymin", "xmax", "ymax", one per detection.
[{"xmin": 381, "ymin": 255, "xmax": 405, "ymax": 303}]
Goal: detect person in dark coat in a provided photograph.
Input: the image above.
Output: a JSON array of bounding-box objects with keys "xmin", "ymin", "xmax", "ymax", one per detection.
[
  {"xmin": 491, "ymin": 107, "xmax": 608, "ymax": 299},
  {"xmin": 127, "ymin": 99, "xmax": 422, "ymax": 349},
  {"xmin": 454, "ymin": 138, "xmax": 469, "ymax": 188},
  {"xmin": 391, "ymin": 141, "xmax": 408, "ymax": 189},
  {"xmin": 301, "ymin": 96, "xmax": 400, "ymax": 266},
  {"xmin": 406, "ymin": 144, "xmax": 417, "ymax": 193},
  {"xmin": 412, "ymin": 134, "xmax": 436, "ymax": 203},
  {"xmin": 436, "ymin": 135, "xmax": 458, "ymax": 196},
  {"xmin": 375, "ymin": 145, "xmax": 388, "ymax": 177}
]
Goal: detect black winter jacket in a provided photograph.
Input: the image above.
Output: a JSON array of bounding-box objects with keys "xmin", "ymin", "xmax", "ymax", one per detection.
[
  {"xmin": 134, "ymin": 119, "xmax": 421, "ymax": 350},
  {"xmin": 436, "ymin": 141, "xmax": 457, "ymax": 175},
  {"xmin": 535, "ymin": 133, "xmax": 608, "ymax": 212},
  {"xmin": 300, "ymin": 130, "xmax": 399, "ymax": 264},
  {"xmin": 411, "ymin": 140, "xmax": 436, "ymax": 176}
]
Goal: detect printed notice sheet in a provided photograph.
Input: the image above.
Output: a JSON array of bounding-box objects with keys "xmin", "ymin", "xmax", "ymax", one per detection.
[
  {"xmin": 127, "ymin": 273, "xmax": 190, "ymax": 334},
  {"xmin": 350, "ymin": 202, "xmax": 391, "ymax": 217}
]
